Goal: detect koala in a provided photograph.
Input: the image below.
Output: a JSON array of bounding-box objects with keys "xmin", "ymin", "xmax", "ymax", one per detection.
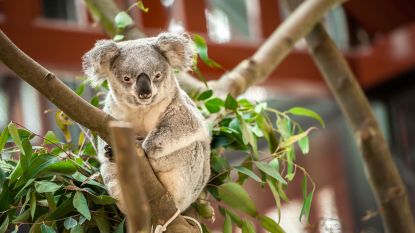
[{"xmin": 82, "ymin": 32, "xmax": 211, "ymax": 212}]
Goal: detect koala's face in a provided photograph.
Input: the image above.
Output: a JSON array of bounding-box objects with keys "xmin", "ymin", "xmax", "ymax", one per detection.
[
  {"xmin": 109, "ymin": 45, "xmax": 173, "ymax": 106},
  {"xmin": 83, "ymin": 33, "xmax": 194, "ymax": 107}
]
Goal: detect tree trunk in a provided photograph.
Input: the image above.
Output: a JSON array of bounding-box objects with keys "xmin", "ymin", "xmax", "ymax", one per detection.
[{"xmin": 286, "ymin": 1, "xmax": 415, "ymax": 232}]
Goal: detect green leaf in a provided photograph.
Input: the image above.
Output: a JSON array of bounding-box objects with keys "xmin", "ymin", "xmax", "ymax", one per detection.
[
  {"xmin": 0, "ymin": 216, "xmax": 9, "ymax": 233},
  {"xmin": 205, "ymin": 98, "xmax": 224, "ymax": 113},
  {"xmin": 193, "ymin": 34, "xmax": 221, "ymax": 68},
  {"xmin": 258, "ymin": 215, "xmax": 285, "ymax": 233},
  {"xmin": 300, "ymin": 192, "xmax": 314, "ymax": 223},
  {"xmin": 255, "ymin": 161, "xmax": 286, "ymax": 185},
  {"xmin": 46, "ymin": 196, "xmax": 74, "ymax": 220},
  {"xmin": 12, "ymin": 209, "xmax": 31, "ymax": 224},
  {"xmin": 254, "ymin": 102, "xmax": 267, "ymax": 114},
  {"xmin": 113, "ymin": 34, "xmax": 125, "ymax": 41},
  {"xmin": 298, "ymin": 134, "xmax": 309, "ymax": 154},
  {"xmin": 280, "ymin": 128, "xmax": 314, "ymax": 149},
  {"xmin": 136, "ymin": 1, "xmax": 149, "ymax": 12},
  {"xmin": 197, "ymin": 89, "xmax": 213, "ymax": 101},
  {"xmin": 41, "ymin": 224, "xmax": 56, "ymax": 233},
  {"xmin": 88, "ymin": 194, "xmax": 117, "ymax": 205},
  {"xmin": 241, "ymin": 220, "xmax": 256, "ymax": 233},
  {"xmin": 93, "ymin": 208, "xmax": 111, "ymax": 233},
  {"xmin": 73, "ymin": 191, "xmax": 91, "ymax": 220},
  {"xmin": 70, "ymin": 225, "xmax": 83, "ymax": 233},
  {"xmin": 224, "ymin": 94, "xmax": 238, "ymax": 110},
  {"xmin": 223, "ymin": 212, "xmax": 232, "ymax": 233},
  {"xmin": 115, "ymin": 219, "xmax": 125, "ymax": 233},
  {"xmin": 0, "ymin": 127, "xmax": 9, "ymax": 151},
  {"xmin": 114, "ymin": 11, "xmax": 134, "ymax": 29},
  {"xmin": 75, "ymin": 81, "xmax": 85, "ymax": 96},
  {"xmin": 64, "ymin": 217, "xmax": 78, "ymax": 230},
  {"xmin": 266, "ymin": 177, "xmax": 281, "ymax": 223},
  {"xmin": 218, "ymin": 206, "xmax": 242, "ymax": 227},
  {"xmin": 30, "ymin": 192, "xmax": 36, "ymax": 219},
  {"xmin": 8, "ymin": 122, "xmax": 23, "ymax": 153},
  {"xmin": 34, "ymin": 181, "xmax": 61, "ymax": 193},
  {"xmin": 41, "ymin": 160, "xmax": 77, "ymax": 176},
  {"xmin": 43, "ymin": 131, "xmax": 59, "ymax": 145},
  {"xmin": 276, "ymin": 117, "xmax": 291, "ymax": 139},
  {"xmin": 288, "ymin": 107, "xmax": 325, "ymax": 127},
  {"xmin": 90, "ymin": 96, "xmax": 99, "ymax": 107},
  {"xmin": 217, "ymin": 182, "xmax": 257, "ymax": 217},
  {"xmin": 234, "ymin": 166, "xmax": 263, "ymax": 183}
]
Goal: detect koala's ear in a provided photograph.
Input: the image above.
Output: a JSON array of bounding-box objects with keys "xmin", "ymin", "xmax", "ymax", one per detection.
[
  {"xmin": 154, "ymin": 32, "xmax": 195, "ymax": 71},
  {"xmin": 82, "ymin": 40, "xmax": 120, "ymax": 87}
]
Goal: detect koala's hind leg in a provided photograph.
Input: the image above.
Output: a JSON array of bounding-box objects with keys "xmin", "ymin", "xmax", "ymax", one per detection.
[{"xmin": 100, "ymin": 161, "xmax": 126, "ymax": 213}]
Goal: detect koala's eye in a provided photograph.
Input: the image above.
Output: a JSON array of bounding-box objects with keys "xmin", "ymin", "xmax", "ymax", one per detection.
[
  {"xmin": 123, "ymin": 76, "xmax": 131, "ymax": 82},
  {"xmin": 154, "ymin": 72, "xmax": 162, "ymax": 79}
]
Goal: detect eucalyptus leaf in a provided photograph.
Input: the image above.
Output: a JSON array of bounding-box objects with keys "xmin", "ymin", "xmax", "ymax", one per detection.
[
  {"xmin": 41, "ymin": 224, "xmax": 56, "ymax": 233},
  {"xmin": 258, "ymin": 215, "xmax": 285, "ymax": 233},
  {"xmin": 288, "ymin": 107, "xmax": 325, "ymax": 127},
  {"xmin": 34, "ymin": 181, "xmax": 61, "ymax": 193},
  {"xmin": 114, "ymin": 11, "xmax": 134, "ymax": 29},
  {"xmin": 234, "ymin": 166, "xmax": 263, "ymax": 183},
  {"xmin": 197, "ymin": 89, "xmax": 213, "ymax": 101},
  {"xmin": 64, "ymin": 217, "xmax": 78, "ymax": 230},
  {"xmin": 0, "ymin": 216, "xmax": 9, "ymax": 233},
  {"xmin": 218, "ymin": 182, "xmax": 257, "ymax": 217},
  {"xmin": 73, "ymin": 191, "xmax": 91, "ymax": 220},
  {"xmin": 0, "ymin": 127, "xmax": 9, "ymax": 152},
  {"xmin": 255, "ymin": 162, "xmax": 286, "ymax": 185},
  {"xmin": 223, "ymin": 212, "xmax": 232, "ymax": 233},
  {"xmin": 205, "ymin": 98, "xmax": 224, "ymax": 113},
  {"xmin": 193, "ymin": 34, "xmax": 221, "ymax": 68}
]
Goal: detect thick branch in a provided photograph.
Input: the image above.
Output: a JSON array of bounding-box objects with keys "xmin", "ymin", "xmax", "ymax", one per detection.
[
  {"xmin": 0, "ymin": 29, "xmax": 112, "ymax": 143},
  {"xmin": 286, "ymin": 1, "xmax": 415, "ymax": 232},
  {"xmin": 109, "ymin": 121, "xmax": 150, "ymax": 233},
  {"xmin": 0, "ymin": 29, "xmax": 198, "ymax": 233}
]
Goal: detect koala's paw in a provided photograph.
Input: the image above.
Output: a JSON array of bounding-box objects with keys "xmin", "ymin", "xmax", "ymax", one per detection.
[{"xmin": 104, "ymin": 145, "xmax": 113, "ymax": 162}]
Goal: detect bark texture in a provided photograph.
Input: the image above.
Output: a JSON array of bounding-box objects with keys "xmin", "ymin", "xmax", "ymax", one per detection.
[
  {"xmin": 109, "ymin": 121, "xmax": 151, "ymax": 233},
  {"xmin": 286, "ymin": 1, "xmax": 415, "ymax": 232}
]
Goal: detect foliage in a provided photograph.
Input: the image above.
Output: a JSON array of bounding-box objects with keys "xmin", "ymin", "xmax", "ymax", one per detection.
[{"xmin": 0, "ymin": 80, "xmax": 322, "ymax": 232}]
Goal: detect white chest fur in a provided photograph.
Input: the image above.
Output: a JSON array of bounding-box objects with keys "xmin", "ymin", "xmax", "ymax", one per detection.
[{"xmin": 105, "ymin": 95, "xmax": 171, "ymax": 137}]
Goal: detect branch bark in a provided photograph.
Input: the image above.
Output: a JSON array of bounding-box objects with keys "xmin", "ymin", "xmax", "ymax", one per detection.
[
  {"xmin": 0, "ymin": 29, "xmax": 198, "ymax": 233},
  {"xmin": 0, "ymin": 29, "xmax": 113, "ymax": 143},
  {"xmin": 285, "ymin": 1, "xmax": 415, "ymax": 232},
  {"xmin": 109, "ymin": 121, "xmax": 151, "ymax": 233}
]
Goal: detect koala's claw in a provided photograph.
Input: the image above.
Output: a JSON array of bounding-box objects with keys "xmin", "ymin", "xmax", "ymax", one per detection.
[{"xmin": 104, "ymin": 145, "xmax": 113, "ymax": 161}]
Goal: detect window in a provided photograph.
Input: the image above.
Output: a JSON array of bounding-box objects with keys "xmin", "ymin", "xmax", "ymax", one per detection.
[{"xmin": 206, "ymin": 0, "xmax": 260, "ymax": 43}]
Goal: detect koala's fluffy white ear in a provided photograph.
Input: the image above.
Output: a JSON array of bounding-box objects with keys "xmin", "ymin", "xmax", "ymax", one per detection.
[
  {"xmin": 154, "ymin": 32, "xmax": 195, "ymax": 71},
  {"xmin": 82, "ymin": 40, "xmax": 119, "ymax": 87}
]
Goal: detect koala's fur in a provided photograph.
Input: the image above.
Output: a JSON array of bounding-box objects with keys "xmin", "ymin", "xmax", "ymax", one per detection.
[{"xmin": 82, "ymin": 33, "xmax": 211, "ymax": 212}]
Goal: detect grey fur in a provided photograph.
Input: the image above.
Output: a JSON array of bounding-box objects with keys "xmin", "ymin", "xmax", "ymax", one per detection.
[{"xmin": 82, "ymin": 32, "xmax": 211, "ymax": 212}]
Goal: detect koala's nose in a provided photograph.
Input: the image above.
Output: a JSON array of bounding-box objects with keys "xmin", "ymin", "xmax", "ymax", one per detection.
[{"xmin": 136, "ymin": 73, "xmax": 152, "ymax": 99}]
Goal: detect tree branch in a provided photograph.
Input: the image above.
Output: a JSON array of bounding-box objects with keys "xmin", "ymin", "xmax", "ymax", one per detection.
[
  {"xmin": 0, "ymin": 29, "xmax": 113, "ymax": 143},
  {"xmin": 285, "ymin": 1, "xmax": 415, "ymax": 232},
  {"xmin": 109, "ymin": 121, "xmax": 151, "ymax": 233}
]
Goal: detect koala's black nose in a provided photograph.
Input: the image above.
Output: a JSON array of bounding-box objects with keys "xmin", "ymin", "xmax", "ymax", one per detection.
[{"xmin": 136, "ymin": 73, "xmax": 152, "ymax": 99}]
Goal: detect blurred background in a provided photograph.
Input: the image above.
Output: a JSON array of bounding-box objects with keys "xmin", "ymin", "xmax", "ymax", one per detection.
[{"xmin": 1, "ymin": 0, "xmax": 415, "ymax": 232}]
